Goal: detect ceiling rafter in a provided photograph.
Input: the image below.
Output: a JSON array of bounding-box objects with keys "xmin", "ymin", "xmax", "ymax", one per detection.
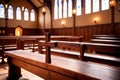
[
  {"xmin": 27, "ymin": 0, "xmax": 38, "ymax": 10},
  {"xmin": 37, "ymin": 0, "xmax": 44, "ymax": 5}
]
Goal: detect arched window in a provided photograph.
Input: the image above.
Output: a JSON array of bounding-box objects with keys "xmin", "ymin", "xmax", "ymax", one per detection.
[
  {"xmin": 8, "ymin": 5, "xmax": 13, "ymax": 19},
  {"xmin": 63, "ymin": 0, "xmax": 67, "ymax": 18},
  {"xmin": 76, "ymin": 0, "xmax": 82, "ymax": 15},
  {"xmin": 0, "ymin": 4, "xmax": 5, "ymax": 18},
  {"xmin": 102, "ymin": 0, "xmax": 109, "ymax": 10},
  {"xmin": 93, "ymin": 0, "xmax": 99, "ymax": 12},
  {"xmin": 59, "ymin": 0, "xmax": 62, "ymax": 19},
  {"xmin": 24, "ymin": 8, "xmax": 29, "ymax": 21},
  {"xmin": 30, "ymin": 9, "xmax": 35, "ymax": 21},
  {"xmin": 68, "ymin": 0, "xmax": 72, "ymax": 17},
  {"xmin": 85, "ymin": 0, "xmax": 91, "ymax": 14},
  {"xmin": 54, "ymin": 0, "xmax": 58, "ymax": 19},
  {"xmin": 16, "ymin": 7, "xmax": 21, "ymax": 20}
]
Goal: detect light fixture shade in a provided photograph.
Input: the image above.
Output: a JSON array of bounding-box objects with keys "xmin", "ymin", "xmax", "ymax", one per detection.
[
  {"xmin": 22, "ymin": 6, "xmax": 24, "ymax": 11},
  {"xmin": 5, "ymin": 4, "xmax": 8, "ymax": 8},
  {"xmin": 61, "ymin": 20, "xmax": 65, "ymax": 26},
  {"xmin": 110, "ymin": 0, "xmax": 116, "ymax": 7},
  {"xmin": 42, "ymin": 7, "xmax": 46, "ymax": 14},
  {"xmin": 72, "ymin": 9, "xmax": 76, "ymax": 15}
]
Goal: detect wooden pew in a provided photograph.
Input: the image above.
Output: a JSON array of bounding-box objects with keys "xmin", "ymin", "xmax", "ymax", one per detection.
[
  {"xmin": 0, "ymin": 37, "xmax": 18, "ymax": 63},
  {"xmin": 39, "ymin": 40, "xmax": 120, "ymax": 59},
  {"xmin": 90, "ymin": 39, "xmax": 120, "ymax": 45},
  {"xmin": 38, "ymin": 36, "xmax": 83, "ymax": 54},
  {"xmin": 82, "ymin": 42, "xmax": 120, "ymax": 57},
  {"xmin": 93, "ymin": 34, "xmax": 120, "ymax": 38},
  {"xmin": 18, "ymin": 38, "xmax": 38, "ymax": 52},
  {"xmin": 5, "ymin": 33, "xmax": 120, "ymax": 80},
  {"xmin": 94, "ymin": 36, "xmax": 120, "ymax": 40},
  {"xmin": 5, "ymin": 50, "xmax": 100, "ymax": 80},
  {"xmin": 0, "ymin": 36, "xmax": 45, "ymax": 63},
  {"xmin": 92, "ymin": 35, "xmax": 120, "ymax": 38},
  {"xmin": 38, "ymin": 34, "xmax": 120, "ymax": 66},
  {"xmin": 90, "ymin": 36, "xmax": 120, "ymax": 56},
  {"xmin": 51, "ymin": 36, "xmax": 83, "ymax": 42},
  {"xmin": 5, "ymin": 50, "xmax": 120, "ymax": 80}
]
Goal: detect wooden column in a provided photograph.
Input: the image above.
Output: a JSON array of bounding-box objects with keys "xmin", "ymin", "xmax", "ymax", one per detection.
[
  {"xmin": 110, "ymin": 0, "xmax": 116, "ymax": 34},
  {"xmin": 5, "ymin": 4, "xmax": 8, "ymax": 35},
  {"xmin": 111, "ymin": 6, "xmax": 115, "ymax": 34},
  {"xmin": 72, "ymin": 0, "xmax": 76, "ymax": 36},
  {"xmin": 42, "ymin": 8, "xmax": 46, "ymax": 33},
  {"xmin": 73, "ymin": 13, "xmax": 76, "ymax": 36}
]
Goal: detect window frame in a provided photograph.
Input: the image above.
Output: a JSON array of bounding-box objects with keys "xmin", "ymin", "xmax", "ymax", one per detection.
[
  {"xmin": 24, "ymin": 8, "xmax": 29, "ymax": 21},
  {"xmin": 30, "ymin": 9, "xmax": 35, "ymax": 21},
  {"xmin": 8, "ymin": 5, "xmax": 13, "ymax": 19},
  {"xmin": 0, "ymin": 4, "xmax": 5, "ymax": 18},
  {"xmin": 16, "ymin": 7, "xmax": 21, "ymax": 20}
]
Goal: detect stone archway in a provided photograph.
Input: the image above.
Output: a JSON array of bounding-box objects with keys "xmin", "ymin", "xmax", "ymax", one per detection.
[{"xmin": 15, "ymin": 26, "xmax": 23, "ymax": 36}]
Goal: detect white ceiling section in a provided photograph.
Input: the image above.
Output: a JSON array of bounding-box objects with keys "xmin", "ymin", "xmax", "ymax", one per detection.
[{"xmin": 30, "ymin": 0, "xmax": 44, "ymax": 8}]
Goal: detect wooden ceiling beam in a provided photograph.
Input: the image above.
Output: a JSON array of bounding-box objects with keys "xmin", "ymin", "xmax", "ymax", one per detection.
[{"xmin": 27, "ymin": 0, "xmax": 38, "ymax": 11}]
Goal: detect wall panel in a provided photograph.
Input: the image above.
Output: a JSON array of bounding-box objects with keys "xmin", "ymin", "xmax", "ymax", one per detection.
[{"xmin": 52, "ymin": 23, "xmax": 119, "ymax": 41}]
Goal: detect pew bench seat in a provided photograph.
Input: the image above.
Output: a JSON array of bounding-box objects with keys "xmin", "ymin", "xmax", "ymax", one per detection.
[
  {"xmin": 90, "ymin": 39, "xmax": 120, "ymax": 45},
  {"xmin": 5, "ymin": 50, "xmax": 120, "ymax": 80},
  {"xmin": 95, "ymin": 37, "xmax": 120, "ymax": 40}
]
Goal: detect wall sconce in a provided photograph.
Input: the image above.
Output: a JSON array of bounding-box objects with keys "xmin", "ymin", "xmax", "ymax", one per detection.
[
  {"xmin": 110, "ymin": 0, "xmax": 116, "ymax": 7},
  {"xmin": 2, "ymin": 30, "xmax": 5, "ymax": 34},
  {"xmin": 42, "ymin": 7, "xmax": 46, "ymax": 15},
  {"xmin": 22, "ymin": 6, "xmax": 24, "ymax": 11},
  {"xmin": 72, "ymin": 9, "xmax": 76, "ymax": 15},
  {"xmin": 42, "ymin": 7, "xmax": 46, "ymax": 32},
  {"xmin": 61, "ymin": 20, "xmax": 66, "ymax": 27},
  {"xmin": 94, "ymin": 18, "xmax": 98, "ymax": 24},
  {"xmin": 5, "ymin": 4, "xmax": 8, "ymax": 8}
]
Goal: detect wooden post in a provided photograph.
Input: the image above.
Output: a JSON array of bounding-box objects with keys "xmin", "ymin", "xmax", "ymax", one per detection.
[
  {"xmin": 38, "ymin": 43, "xmax": 43, "ymax": 53},
  {"xmin": 73, "ymin": 13, "xmax": 76, "ymax": 36},
  {"xmin": 72, "ymin": 0, "xmax": 76, "ymax": 36},
  {"xmin": 7, "ymin": 57, "xmax": 22, "ymax": 80},
  {"xmin": 5, "ymin": 4, "xmax": 8, "ymax": 35},
  {"xmin": 79, "ymin": 44, "xmax": 86, "ymax": 60},
  {"xmin": 111, "ymin": 6, "xmax": 115, "ymax": 34},
  {"xmin": 18, "ymin": 40, "xmax": 24, "ymax": 50},
  {"xmin": 42, "ymin": 8, "xmax": 46, "ymax": 33},
  {"xmin": 45, "ymin": 33, "xmax": 51, "ymax": 63},
  {"xmin": 1, "ymin": 44, "xmax": 5, "ymax": 64}
]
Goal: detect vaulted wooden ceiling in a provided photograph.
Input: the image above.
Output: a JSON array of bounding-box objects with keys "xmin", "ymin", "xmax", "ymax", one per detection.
[
  {"xmin": 4, "ymin": 0, "xmax": 51, "ymax": 9},
  {"xmin": 28, "ymin": 0, "xmax": 52, "ymax": 9},
  {"xmin": 30, "ymin": 0, "xmax": 44, "ymax": 8}
]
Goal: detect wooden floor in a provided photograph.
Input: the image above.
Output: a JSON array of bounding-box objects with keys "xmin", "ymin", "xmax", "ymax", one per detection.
[{"xmin": 0, "ymin": 58, "xmax": 44, "ymax": 80}]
